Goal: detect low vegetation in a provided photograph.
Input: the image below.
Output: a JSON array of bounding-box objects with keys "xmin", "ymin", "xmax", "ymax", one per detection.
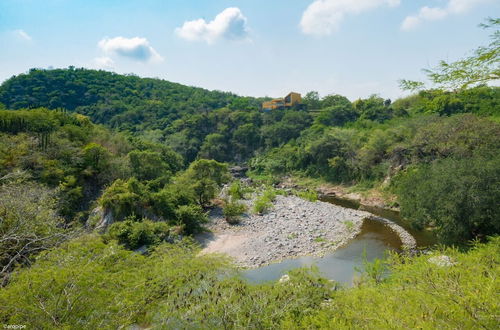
[
  {"xmin": 0, "ymin": 235, "xmax": 497, "ymax": 328},
  {"xmin": 253, "ymin": 188, "xmax": 280, "ymax": 214},
  {"xmin": 222, "ymin": 200, "xmax": 247, "ymax": 224}
]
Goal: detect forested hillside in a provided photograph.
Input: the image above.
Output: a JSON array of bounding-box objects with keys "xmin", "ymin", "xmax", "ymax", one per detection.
[
  {"xmin": 0, "ymin": 68, "xmax": 262, "ymax": 132},
  {"xmin": 1, "ymin": 68, "xmax": 499, "ymax": 245}
]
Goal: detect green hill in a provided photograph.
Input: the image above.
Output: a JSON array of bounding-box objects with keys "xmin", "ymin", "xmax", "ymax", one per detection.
[{"xmin": 0, "ymin": 67, "xmax": 261, "ymax": 132}]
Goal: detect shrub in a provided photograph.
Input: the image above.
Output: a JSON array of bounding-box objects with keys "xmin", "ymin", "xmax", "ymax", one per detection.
[
  {"xmin": 174, "ymin": 205, "xmax": 208, "ymax": 235},
  {"xmin": 99, "ymin": 178, "xmax": 148, "ymax": 221},
  {"xmin": 262, "ymin": 188, "xmax": 278, "ymax": 201},
  {"xmin": 128, "ymin": 150, "xmax": 170, "ymax": 182},
  {"xmin": 223, "ymin": 201, "xmax": 247, "ymax": 224},
  {"xmin": 295, "ymin": 189, "xmax": 318, "ymax": 202},
  {"xmin": 177, "ymin": 159, "xmax": 230, "ymax": 207},
  {"xmin": 253, "ymin": 199, "xmax": 272, "ymax": 215},
  {"xmin": 0, "ymin": 182, "xmax": 72, "ymax": 282},
  {"xmin": 253, "ymin": 188, "xmax": 278, "ymax": 214},
  {"xmin": 0, "ymin": 235, "xmax": 498, "ymax": 329},
  {"xmin": 150, "ymin": 184, "xmax": 193, "ymax": 220},
  {"xmin": 106, "ymin": 219, "xmax": 170, "ymax": 250},
  {"xmin": 228, "ymin": 181, "xmax": 245, "ymax": 200}
]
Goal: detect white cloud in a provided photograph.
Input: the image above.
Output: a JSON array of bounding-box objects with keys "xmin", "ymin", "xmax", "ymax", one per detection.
[
  {"xmin": 175, "ymin": 7, "xmax": 250, "ymax": 44},
  {"xmin": 93, "ymin": 56, "xmax": 114, "ymax": 69},
  {"xmin": 401, "ymin": 0, "xmax": 492, "ymax": 31},
  {"xmin": 98, "ymin": 36, "xmax": 163, "ymax": 62},
  {"xmin": 300, "ymin": 0, "xmax": 400, "ymax": 36},
  {"xmin": 14, "ymin": 29, "xmax": 32, "ymax": 41}
]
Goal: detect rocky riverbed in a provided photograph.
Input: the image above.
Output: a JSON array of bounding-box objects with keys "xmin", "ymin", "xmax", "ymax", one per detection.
[{"xmin": 198, "ymin": 195, "xmax": 416, "ymax": 268}]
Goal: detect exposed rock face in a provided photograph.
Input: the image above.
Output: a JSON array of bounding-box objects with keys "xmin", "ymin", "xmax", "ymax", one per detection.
[
  {"xmin": 229, "ymin": 166, "xmax": 249, "ymax": 178},
  {"xmin": 87, "ymin": 206, "xmax": 114, "ymax": 232},
  {"xmin": 86, "ymin": 207, "xmax": 166, "ymax": 232}
]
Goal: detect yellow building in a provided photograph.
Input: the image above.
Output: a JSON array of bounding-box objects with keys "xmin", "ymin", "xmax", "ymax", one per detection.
[{"xmin": 262, "ymin": 92, "xmax": 302, "ymax": 111}]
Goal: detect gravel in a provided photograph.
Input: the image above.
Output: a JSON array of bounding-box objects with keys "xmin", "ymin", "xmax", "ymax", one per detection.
[{"xmin": 201, "ymin": 195, "xmax": 371, "ymax": 268}]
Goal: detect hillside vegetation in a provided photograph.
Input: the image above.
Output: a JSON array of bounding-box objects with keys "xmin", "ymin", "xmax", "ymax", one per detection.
[
  {"xmin": 0, "ymin": 67, "xmax": 262, "ymax": 133},
  {"xmin": 1, "ymin": 235, "xmax": 498, "ymax": 328},
  {"xmin": 0, "ymin": 21, "xmax": 499, "ymax": 326}
]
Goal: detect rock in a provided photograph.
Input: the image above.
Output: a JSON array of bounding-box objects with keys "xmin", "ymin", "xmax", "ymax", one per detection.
[
  {"xmin": 87, "ymin": 206, "xmax": 114, "ymax": 232},
  {"xmin": 229, "ymin": 166, "xmax": 249, "ymax": 178},
  {"xmin": 201, "ymin": 194, "xmax": 417, "ymax": 269},
  {"xmin": 134, "ymin": 245, "xmax": 148, "ymax": 255},
  {"xmin": 428, "ymin": 255, "xmax": 457, "ymax": 267}
]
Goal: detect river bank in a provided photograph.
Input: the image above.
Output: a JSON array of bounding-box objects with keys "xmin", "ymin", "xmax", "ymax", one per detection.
[
  {"xmin": 274, "ymin": 176, "xmax": 398, "ymax": 211},
  {"xmin": 198, "ymin": 194, "xmax": 416, "ymax": 268}
]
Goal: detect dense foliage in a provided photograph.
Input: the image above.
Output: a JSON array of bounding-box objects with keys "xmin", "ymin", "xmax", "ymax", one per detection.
[
  {"xmin": 0, "ymin": 107, "xmax": 232, "ymax": 283},
  {"xmin": 0, "ymin": 68, "xmax": 260, "ymax": 130},
  {"xmin": 1, "ymin": 69, "xmax": 498, "ymax": 247},
  {"xmin": 250, "ymin": 109, "xmax": 499, "ymax": 243},
  {"xmin": 395, "ymin": 156, "xmax": 500, "ymax": 243},
  {"xmin": 0, "ymin": 235, "xmax": 497, "ymax": 329},
  {"xmin": 0, "ymin": 182, "xmax": 75, "ymax": 284}
]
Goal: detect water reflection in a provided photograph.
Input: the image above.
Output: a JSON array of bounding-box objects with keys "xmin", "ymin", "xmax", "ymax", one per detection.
[
  {"xmin": 243, "ymin": 220, "xmax": 400, "ymax": 286},
  {"xmin": 321, "ymin": 195, "xmax": 436, "ymax": 247}
]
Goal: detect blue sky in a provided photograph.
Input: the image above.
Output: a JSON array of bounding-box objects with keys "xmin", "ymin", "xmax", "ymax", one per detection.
[{"xmin": 1, "ymin": 0, "xmax": 498, "ymax": 100}]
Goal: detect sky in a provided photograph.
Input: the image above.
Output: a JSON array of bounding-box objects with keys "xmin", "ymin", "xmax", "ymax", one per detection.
[{"xmin": 0, "ymin": 0, "xmax": 498, "ymax": 100}]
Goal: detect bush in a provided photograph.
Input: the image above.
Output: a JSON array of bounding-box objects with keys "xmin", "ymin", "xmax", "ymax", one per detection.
[
  {"xmin": 150, "ymin": 184, "xmax": 193, "ymax": 220},
  {"xmin": 0, "ymin": 183, "xmax": 72, "ymax": 283},
  {"xmin": 99, "ymin": 178, "xmax": 149, "ymax": 221},
  {"xmin": 223, "ymin": 201, "xmax": 247, "ymax": 224},
  {"xmin": 262, "ymin": 188, "xmax": 278, "ymax": 201},
  {"xmin": 252, "ymin": 188, "xmax": 281, "ymax": 215},
  {"xmin": 128, "ymin": 150, "xmax": 170, "ymax": 182},
  {"xmin": 174, "ymin": 205, "xmax": 208, "ymax": 235},
  {"xmin": 177, "ymin": 159, "xmax": 230, "ymax": 207},
  {"xmin": 295, "ymin": 189, "xmax": 318, "ymax": 202},
  {"xmin": 106, "ymin": 219, "xmax": 170, "ymax": 250},
  {"xmin": 228, "ymin": 181, "xmax": 245, "ymax": 200},
  {"xmin": 253, "ymin": 199, "xmax": 272, "ymax": 215},
  {"xmin": 315, "ymin": 105, "xmax": 358, "ymax": 127},
  {"xmin": 1, "ymin": 234, "xmax": 498, "ymax": 329},
  {"xmin": 394, "ymin": 156, "xmax": 500, "ymax": 244}
]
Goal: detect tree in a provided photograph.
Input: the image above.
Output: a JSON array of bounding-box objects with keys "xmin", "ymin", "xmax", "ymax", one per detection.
[
  {"xmin": 107, "ymin": 219, "xmax": 171, "ymax": 249},
  {"xmin": 321, "ymin": 94, "xmax": 352, "ymax": 109},
  {"xmin": 82, "ymin": 142, "xmax": 111, "ymax": 177},
  {"xmin": 198, "ymin": 133, "xmax": 229, "ymax": 162},
  {"xmin": 354, "ymin": 95, "xmax": 393, "ymax": 122},
  {"xmin": 400, "ymin": 18, "xmax": 500, "ymax": 90},
  {"xmin": 99, "ymin": 178, "xmax": 149, "ymax": 220},
  {"xmin": 303, "ymin": 91, "xmax": 321, "ymax": 110},
  {"xmin": 395, "ymin": 156, "xmax": 500, "ymax": 244},
  {"xmin": 174, "ymin": 205, "xmax": 208, "ymax": 234},
  {"xmin": 315, "ymin": 105, "xmax": 358, "ymax": 127},
  {"xmin": 262, "ymin": 111, "xmax": 313, "ymax": 147},
  {"xmin": 0, "ymin": 183, "xmax": 74, "ymax": 284},
  {"xmin": 128, "ymin": 150, "xmax": 170, "ymax": 182},
  {"xmin": 178, "ymin": 159, "xmax": 229, "ymax": 207},
  {"xmin": 232, "ymin": 123, "xmax": 260, "ymax": 160}
]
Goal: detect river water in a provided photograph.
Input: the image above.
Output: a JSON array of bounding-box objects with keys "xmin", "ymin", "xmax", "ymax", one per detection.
[{"xmin": 243, "ymin": 196, "xmax": 435, "ymax": 286}]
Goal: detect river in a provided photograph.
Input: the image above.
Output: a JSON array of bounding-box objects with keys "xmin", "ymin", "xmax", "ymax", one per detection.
[{"xmin": 243, "ymin": 196, "xmax": 435, "ymax": 286}]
